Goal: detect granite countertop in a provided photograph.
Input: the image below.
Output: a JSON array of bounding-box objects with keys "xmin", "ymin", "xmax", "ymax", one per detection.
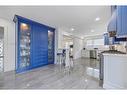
[{"xmin": 103, "ymin": 53, "xmax": 127, "ymax": 57}]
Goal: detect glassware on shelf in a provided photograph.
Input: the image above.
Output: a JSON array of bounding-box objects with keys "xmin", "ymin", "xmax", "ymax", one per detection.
[
  {"xmin": 0, "ymin": 58, "xmax": 3, "ymax": 72},
  {"xmin": 0, "ymin": 49, "xmax": 3, "ymax": 55},
  {"xmin": 0, "ymin": 40, "xmax": 3, "ymax": 46},
  {"xmin": 0, "ymin": 40, "xmax": 3, "ymax": 56},
  {"xmin": 20, "ymin": 62, "xmax": 26, "ymax": 68},
  {"xmin": 20, "ymin": 57, "xmax": 30, "ymax": 68},
  {"xmin": 48, "ymin": 30, "xmax": 54, "ymax": 62},
  {"xmin": 19, "ymin": 22, "xmax": 31, "ymax": 69}
]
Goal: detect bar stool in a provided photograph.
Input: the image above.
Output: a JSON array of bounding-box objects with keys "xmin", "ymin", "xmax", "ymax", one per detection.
[{"xmin": 57, "ymin": 53, "xmax": 63, "ymax": 65}]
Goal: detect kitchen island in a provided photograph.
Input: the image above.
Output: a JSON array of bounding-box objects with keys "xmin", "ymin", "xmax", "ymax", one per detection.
[{"xmin": 103, "ymin": 53, "xmax": 127, "ymax": 89}]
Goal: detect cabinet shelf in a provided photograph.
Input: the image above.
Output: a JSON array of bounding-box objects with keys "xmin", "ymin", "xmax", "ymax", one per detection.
[
  {"xmin": 0, "ymin": 56, "xmax": 4, "ymax": 58},
  {"xmin": 20, "ymin": 48, "xmax": 30, "ymax": 50},
  {"xmin": 21, "ymin": 55, "xmax": 30, "ymax": 57}
]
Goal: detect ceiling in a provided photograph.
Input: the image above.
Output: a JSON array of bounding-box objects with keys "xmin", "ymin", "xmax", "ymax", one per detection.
[{"xmin": 0, "ymin": 6, "xmax": 111, "ymax": 37}]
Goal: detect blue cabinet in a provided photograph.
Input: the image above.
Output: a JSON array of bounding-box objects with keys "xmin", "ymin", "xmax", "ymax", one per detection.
[
  {"xmin": 14, "ymin": 15, "xmax": 55, "ymax": 73},
  {"xmin": 104, "ymin": 33, "xmax": 109, "ymax": 45},
  {"xmin": 104, "ymin": 33, "xmax": 118, "ymax": 45},
  {"xmin": 106, "ymin": 6, "xmax": 127, "ymax": 45},
  {"xmin": 117, "ymin": 6, "xmax": 127, "ymax": 37},
  {"xmin": 31, "ymin": 23, "xmax": 48, "ymax": 68},
  {"xmin": 115, "ymin": 37, "xmax": 127, "ymax": 42},
  {"xmin": 107, "ymin": 10, "xmax": 117, "ymax": 33}
]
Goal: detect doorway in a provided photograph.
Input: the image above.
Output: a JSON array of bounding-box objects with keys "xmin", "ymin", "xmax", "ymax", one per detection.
[{"xmin": 63, "ymin": 35, "xmax": 74, "ymax": 58}]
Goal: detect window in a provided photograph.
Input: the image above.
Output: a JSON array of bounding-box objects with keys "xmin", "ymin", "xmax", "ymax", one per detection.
[{"xmin": 86, "ymin": 38, "xmax": 104, "ymax": 47}]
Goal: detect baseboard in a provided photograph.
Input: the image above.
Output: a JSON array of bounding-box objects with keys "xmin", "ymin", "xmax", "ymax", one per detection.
[
  {"xmin": 103, "ymin": 81, "xmax": 124, "ymax": 89},
  {"xmin": 73, "ymin": 57, "xmax": 82, "ymax": 60}
]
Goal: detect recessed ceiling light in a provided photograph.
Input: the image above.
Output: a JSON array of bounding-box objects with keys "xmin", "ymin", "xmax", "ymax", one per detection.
[
  {"xmin": 95, "ymin": 17, "xmax": 100, "ymax": 21},
  {"xmin": 81, "ymin": 36, "xmax": 84, "ymax": 39},
  {"xmin": 71, "ymin": 28, "xmax": 74, "ymax": 31},
  {"xmin": 91, "ymin": 29, "xmax": 95, "ymax": 32}
]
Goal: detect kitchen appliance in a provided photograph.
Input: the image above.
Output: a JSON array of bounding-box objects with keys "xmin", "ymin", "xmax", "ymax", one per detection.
[{"xmin": 90, "ymin": 50, "xmax": 97, "ymax": 59}]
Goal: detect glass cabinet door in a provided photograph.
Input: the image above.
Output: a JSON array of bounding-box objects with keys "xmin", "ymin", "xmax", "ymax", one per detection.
[
  {"xmin": 48, "ymin": 30, "xmax": 54, "ymax": 64},
  {"xmin": 0, "ymin": 27, "xmax": 4, "ymax": 87},
  {"xmin": 0, "ymin": 27, "xmax": 4, "ymax": 73},
  {"xmin": 19, "ymin": 22, "xmax": 31, "ymax": 70}
]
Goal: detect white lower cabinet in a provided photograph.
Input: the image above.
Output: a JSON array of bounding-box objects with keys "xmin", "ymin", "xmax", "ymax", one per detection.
[
  {"xmin": 103, "ymin": 54, "xmax": 127, "ymax": 89},
  {"xmin": 81, "ymin": 50, "xmax": 90, "ymax": 58}
]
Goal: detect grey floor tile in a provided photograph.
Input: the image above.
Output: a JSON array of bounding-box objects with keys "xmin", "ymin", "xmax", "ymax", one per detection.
[{"xmin": 0, "ymin": 58, "xmax": 102, "ymax": 89}]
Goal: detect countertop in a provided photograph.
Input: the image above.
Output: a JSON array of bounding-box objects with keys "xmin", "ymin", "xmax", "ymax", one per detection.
[{"xmin": 103, "ymin": 53, "xmax": 127, "ymax": 57}]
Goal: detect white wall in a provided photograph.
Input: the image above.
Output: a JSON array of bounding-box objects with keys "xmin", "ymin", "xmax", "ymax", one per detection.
[
  {"xmin": 57, "ymin": 28, "xmax": 63, "ymax": 49},
  {"xmin": 73, "ymin": 37, "xmax": 83, "ymax": 59},
  {"xmin": 0, "ymin": 18, "xmax": 15, "ymax": 72}
]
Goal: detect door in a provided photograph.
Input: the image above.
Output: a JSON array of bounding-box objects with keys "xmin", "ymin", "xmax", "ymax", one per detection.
[
  {"xmin": 48, "ymin": 29, "xmax": 55, "ymax": 64},
  {"xmin": 31, "ymin": 23, "xmax": 48, "ymax": 68},
  {"xmin": 16, "ymin": 20, "xmax": 31, "ymax": 73}
]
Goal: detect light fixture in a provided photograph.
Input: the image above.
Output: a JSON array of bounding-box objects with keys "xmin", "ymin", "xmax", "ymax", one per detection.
[
  {"xmin": 95, "ymin": 17, "xmax": 100, "ymax": 21},
  {"xmin": 70, "ymin": 28, "xmax": 74, "ymax": 31},
  {"xmin": 91, "ymin": 29, "xmax": 95, "ymax": 32},
  {"xmin": 20, "ymin": 23, "xmax": 29, "ymax": 30},
  {"xmin": 21, "ymin": 23, "xmax": 27, "ymax": 27}
]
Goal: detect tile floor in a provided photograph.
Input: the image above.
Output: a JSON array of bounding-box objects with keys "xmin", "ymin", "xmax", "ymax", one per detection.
[{"xmin": 0, "ymin": 58, "xmax": 102, "ymax": 89}]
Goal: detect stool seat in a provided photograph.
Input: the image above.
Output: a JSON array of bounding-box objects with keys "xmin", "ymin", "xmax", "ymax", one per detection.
[{"xmin": 57, "ymin": 53, "xmax": 63, "ymax": 55}]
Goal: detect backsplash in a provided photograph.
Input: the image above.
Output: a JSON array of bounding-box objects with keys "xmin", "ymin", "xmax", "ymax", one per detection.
[{"xmin": 115, "ymin": 42, "xmax": 127, "ymax": 53}]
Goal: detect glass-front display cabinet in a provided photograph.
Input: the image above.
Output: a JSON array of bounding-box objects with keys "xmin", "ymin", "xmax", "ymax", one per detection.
[{"xmin": 14, "ymin": 15, "xmax": 55, "ymax": 73}]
